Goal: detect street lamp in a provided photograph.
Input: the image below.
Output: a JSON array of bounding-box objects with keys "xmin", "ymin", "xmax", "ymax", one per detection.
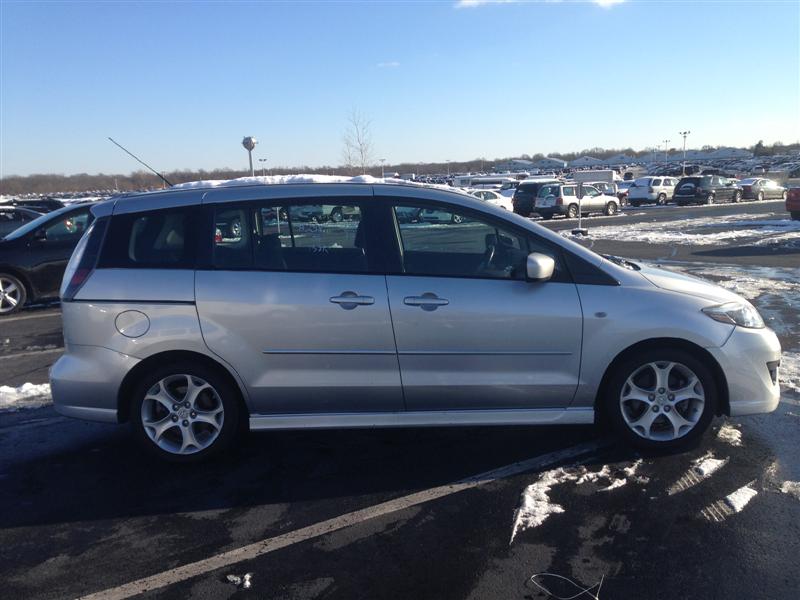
[
  {"xmin": 242, "ymin": 136, "xmax": 257, "ymax": 177},
  {"xmin": 258, "ymin": 158, "xmax": 267, "ymax": 177},
  {"xmin": 679, "ymin": 130, "xmax": 691, "ymax": 175},
  {"xmin": 379, "ymin": 158, "xmax": 386, "ymax": 179},
  {"xmin": 446, "ymin": 159, "xmax": 451, "ymax": 177},
  {"xmin": 662, "ymin": 139, "xmax": 671, "ymax": 164}
]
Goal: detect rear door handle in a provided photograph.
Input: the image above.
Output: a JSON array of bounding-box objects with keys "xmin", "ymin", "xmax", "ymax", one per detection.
[
  {"xmin": 330, "ymin": 291, "xmax": 375, "ymax": 310},
  {"xmin": 403, "ymin": 293, "xmax": 449, "ymax": 311}
]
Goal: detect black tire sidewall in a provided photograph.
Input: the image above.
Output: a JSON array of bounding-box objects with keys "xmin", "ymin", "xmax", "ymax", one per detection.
[
  {"xmin": 604, "ymin": 349, "xmax": 717, "ymax": 451},
  {"xmin": 130, "ymin": 361, "xmax": 241, "ymax": 463},
  {"xmin": 0, "ymin": 273, "xmax": 27, "ymax": 315}
]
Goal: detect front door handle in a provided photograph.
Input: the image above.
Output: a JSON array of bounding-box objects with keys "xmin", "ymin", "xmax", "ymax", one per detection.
[
  {"xmin": 330, "ymin": 291, "xmax": 375, "ymax": 310},
  {"xmin": 403, "ymin": 293, "xmax": 449, "ymax": 311}
]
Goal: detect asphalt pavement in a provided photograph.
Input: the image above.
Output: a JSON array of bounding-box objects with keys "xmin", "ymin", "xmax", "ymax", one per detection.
[{"xmin": 1, "ymin": 199, "xmax": 798, "ymax": 600}]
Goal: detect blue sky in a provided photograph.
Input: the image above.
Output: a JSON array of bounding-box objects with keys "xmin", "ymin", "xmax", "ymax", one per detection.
[{"xmin": 1, "ymin": 0, "xmax": 798, "ymax": 176}]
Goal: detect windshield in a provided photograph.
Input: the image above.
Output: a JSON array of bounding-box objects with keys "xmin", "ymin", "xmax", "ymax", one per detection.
[{"xmin": 2, "ymin": 204, "xmax": 86, "ymax": 241}]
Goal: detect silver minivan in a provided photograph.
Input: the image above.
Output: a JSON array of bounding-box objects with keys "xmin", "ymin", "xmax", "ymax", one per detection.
[{"xmin": 51, "ymin": 182, "xmax": 781, "ymax": 461}]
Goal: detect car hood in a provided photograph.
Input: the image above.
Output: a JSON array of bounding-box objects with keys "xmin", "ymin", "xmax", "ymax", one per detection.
[{"xmin": 637, "ymin": 263, "xmax": 743, "ymax": 304}]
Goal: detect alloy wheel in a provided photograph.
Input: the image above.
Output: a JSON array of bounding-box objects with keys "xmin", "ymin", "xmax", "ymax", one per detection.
[
  {"xmin": 0, "ymin": 276, "xmax": 23, "ymax": 315},
  {"xmin": 140, "ymin": 374, "xmax": 224, "ymax": 455},
  {"xmin": 619, "ymin": 361, "xmax": 705, "ymax": 441}
]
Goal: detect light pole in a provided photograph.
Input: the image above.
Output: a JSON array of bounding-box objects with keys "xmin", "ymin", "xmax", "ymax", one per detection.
[
  {"xmin": 446, "ymin": 159, "xmax": 451, "ymax": 177},
  {"xmin": 242, "ymin": 136, "xmax": 257, "ymax": 177},
  {"xmin": 258, "ymin": 158, "xmax": 267, "ymax": 177},
  {"xmin": 662, "ymin": 139, "xmax": 671, "ymax": 164},
  {"xmin": 379, "ymin": 158, "xmax": 386, "ymax": 179},
  {"xmin": 679, "ymin": 130, "xmax": 691, "ymax": 175}
]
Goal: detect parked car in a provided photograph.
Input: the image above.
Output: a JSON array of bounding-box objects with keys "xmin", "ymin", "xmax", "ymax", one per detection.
[
  {"xmin": 471, "ymin": 189, "xmax": 513, "ymax": 211},
  {"xmin": 0, "ymin": 206, "xmax": 42, "ymax": 238},
  {"xmin": 738, "ymin": 178, "xmax": 787, "ymax": 201},
  {"xmin": 615, "ymin": 180, "xmax": 635, "ymax": 204},
  {"xmin": 787, "ymin": 186, "xmax": 800, "ymax": 220},
  {"xmin": 50, "ymin": 182, "xmax": 781, "ymax": 462},
  {"xmin": 0, "ymin": 203, "xmax": 94, "ymax": 315},
  {"xmin": 627, "ymin": 177, "xmax": 678, "ymax": 206},
  {"xmin": 512, "ymin": 179, "xmax": 561, "ymax": 217},
  {"xmin": 534, "ymin": 183, "xmax": 620, "ymax": 219},
  {"xmin": 5, "ymin": 197, "xmax": 65, "ymax": 213},
  {"xmin": 673, "ymin": 176, "xmax": 742, "ymax": 205}
]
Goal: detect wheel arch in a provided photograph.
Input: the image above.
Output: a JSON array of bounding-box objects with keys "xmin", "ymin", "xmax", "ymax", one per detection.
[
  {"xmin": 593, "ymin": 337, "xmax": 730, "ymax": 426},
  {"xmin": 117, "ymin": 350, "xmax": 250, "ymax": 424}
]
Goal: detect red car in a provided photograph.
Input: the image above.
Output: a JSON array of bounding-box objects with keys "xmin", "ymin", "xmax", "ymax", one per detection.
[{"xmin": 787, "ymin": 186, "xmax": 800, "ymax": 220}]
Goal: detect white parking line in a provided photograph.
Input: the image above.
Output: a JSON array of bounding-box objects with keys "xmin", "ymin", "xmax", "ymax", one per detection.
[
  {"xmin": 0, "ymin": 347, "xmax": 63, "ymax": 361},
  {"xmin": 76, "ymin": 440, "xmax": 608, "ymax": 600}
]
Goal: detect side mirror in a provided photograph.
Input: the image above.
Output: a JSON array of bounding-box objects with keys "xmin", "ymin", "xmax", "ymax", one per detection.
[
  {"xmin": 32, "ymin": 228, "xmax": 46, "ymax": 241},
  {"xmin": 526, "ymin": 252, "xmax": 555, "ymax": 282}
]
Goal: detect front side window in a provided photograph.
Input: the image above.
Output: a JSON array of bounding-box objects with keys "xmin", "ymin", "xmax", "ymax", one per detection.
[
  {"xmin": 392, "ymin": 204, "xmax": 530, "ymax": 280},
  {"xmin": 44, "ymin": 209, "xmax": 91, "ymax": 242}
]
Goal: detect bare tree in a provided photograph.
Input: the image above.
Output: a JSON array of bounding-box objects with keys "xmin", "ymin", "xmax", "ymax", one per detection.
[{"xmin": 342, "ymin": 109, "xmax": 374, "ymax": 174}]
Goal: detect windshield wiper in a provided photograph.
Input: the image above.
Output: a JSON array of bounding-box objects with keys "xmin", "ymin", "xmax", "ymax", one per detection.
[{"xmin": 602, "ymin": 254, "xmax": 640, "ymax": 270}]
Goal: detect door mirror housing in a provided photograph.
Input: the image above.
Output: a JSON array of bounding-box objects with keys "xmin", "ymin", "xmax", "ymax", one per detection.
[{"xmin": 526, "ymin": 252, "xmax": 555, "ymax": 282}]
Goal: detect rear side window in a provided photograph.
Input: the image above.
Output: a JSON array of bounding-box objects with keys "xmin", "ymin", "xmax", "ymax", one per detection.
[{"xmin": 100, "ymin": 208, "xmax": 196, "ymax": 269}]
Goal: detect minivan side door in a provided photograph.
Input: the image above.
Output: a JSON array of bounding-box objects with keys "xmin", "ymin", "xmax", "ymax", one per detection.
[
  {"xmin": 195, "ymin": 192, "xmax": 403, "ymax": 415},
  {"xmin": 382, "ymin": 194, "xmax": 583, "ymax": 411}
]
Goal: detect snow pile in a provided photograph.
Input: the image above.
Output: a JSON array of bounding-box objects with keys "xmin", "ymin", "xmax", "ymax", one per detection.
[
  {"xmin": 780, "ymin": 481, "xmax": 800, "ymax": 500},
  {"xmin": 0, "ymin": 382, "xmax": 52, "ymax": 411},
  {"xmin": 779, "ymin": 353, "xmax": 800, "ymax": 394},
  {"xmin": 725, "ymin": 484, "xmax": 758, "ymax": 513},
  {"xmin": 510, "ymin": 460, "xmax": 644, "ymax": 543},
  {"xmin": 717, "ymin": 424, "xmax": 743, "ymax": 447},
  {"xmin": 693, "ymin": 453, "xmax": 728, "ymax": 477}
]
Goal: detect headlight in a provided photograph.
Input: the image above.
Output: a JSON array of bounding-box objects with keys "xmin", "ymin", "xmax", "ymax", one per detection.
[{"xmin": 702, "ymin": 302, "xmax": 764, "ymax": 329}]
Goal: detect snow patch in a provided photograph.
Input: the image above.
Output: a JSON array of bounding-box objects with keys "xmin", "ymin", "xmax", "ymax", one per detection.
[
  {"xmin": 717, "ymin": 424, "xmax": 743, "ymax": 447},
  {"xmin": 510, "ymin": 460, "xmax": 644, "ymax": 543},
  {"xmin": 693, "ymin": 453, "xmax": 728, "ymax": 477},
  {"xmin": 779, "ymin": 353, "xmax": 800, "ymax": 394},
  {"xmin": 780, "ymin": 481, "xmax": 800, "ymax": 500},
  {"xmin": 0, "ymin": 383, "xmax": 52, "ymax": 411},
  {"xmin": 725, "ymin": 484, "xmax": 758, "ymax": 513}
]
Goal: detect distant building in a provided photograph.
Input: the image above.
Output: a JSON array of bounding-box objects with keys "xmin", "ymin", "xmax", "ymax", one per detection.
[
  {"xmin": 569, "ymin": 156, "xmax": 603, "ymax": 168},
  {"xmin": 493, "ymin": 159, "xmax": 535, "ymax": 172},
  {"xmin": 602, "ymin": 154, "xmax": 635, "ymax": 166},
  {"xmin": 533, "ymin": 157, "xmax": 568, "ymax": 170}
]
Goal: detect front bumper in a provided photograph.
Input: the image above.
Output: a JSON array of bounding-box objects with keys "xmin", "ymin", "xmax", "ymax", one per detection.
[
  {"xmin": 50, "ymin": 344, "xmax": 140, "ymax": 423},
  {"xmin": 707, "ymin": 326, "xmax": 782, "ymax": 416}
]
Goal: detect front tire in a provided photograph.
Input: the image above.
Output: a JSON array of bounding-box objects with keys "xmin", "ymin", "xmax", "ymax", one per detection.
[
  {"xmin": 733, "ymin": 190, "xmax": 742, "ymax": 203},
  {"xmin": 704, "ymin": 193, "xmax": 715, "ymax": 205},
  {"xmin": 130, "ymin": 362, "xmax": 241, "ymax": 462},
  {"xmin": 0, "ymin": 273, "xmax": 27, "ymax": 316},
  {"xmin": 604, "ymin": 349, "xmax": 717, "ymax": 451},
  {"xmin": 604, "ymin": 201, "xmax": 618, "ymax": 216},
  {"xmin": 657, "ymin": 193, "xmax": 667, "ymax": 205},
  {"xmin": 757, "ymin": 191, "xmax": 764, "ymax": 202}
]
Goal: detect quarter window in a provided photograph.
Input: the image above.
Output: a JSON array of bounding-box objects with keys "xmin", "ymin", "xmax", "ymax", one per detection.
[{"xmin": 100, "ymin": 208, "xmax": 195, "ymax": 269}]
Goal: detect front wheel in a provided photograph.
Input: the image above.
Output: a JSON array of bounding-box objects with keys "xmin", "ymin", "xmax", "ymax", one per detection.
[
  {"xmin": 605, "ymin": 349, "xmax": 717, "ymax": 451},
  {"xmin": 604, "ymin": 201, "xmax": 618, "ymax": 216},
  {"xmin": 704, "ymin": 193, "xmax": 715, "ymax": 205},
  {"xmin": 131, "ymin": 363, "xmax": 241, "ymax": 462},
  {"xmin": 733, "ymin": 190, "xmax": 742, "ymax": 203},
  {"xmin": 757, "ymin": 191, "xmax": 764, "ymax": 202},
  {"xmin": 657, "ymin": 193, "xmax": 667, "ymax": 205},
  {"xmin": 0, "ymin": 273, "xmax": 27, "ymax": 316},
  {"xmin": 329, "ymin": 207, "xmax": 344, "ymax": 222}
]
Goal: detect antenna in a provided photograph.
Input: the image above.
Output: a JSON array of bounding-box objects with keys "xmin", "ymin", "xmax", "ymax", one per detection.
[{"xmin": 107, "ymin": 137, "xmax": 173, "ymax": 187}]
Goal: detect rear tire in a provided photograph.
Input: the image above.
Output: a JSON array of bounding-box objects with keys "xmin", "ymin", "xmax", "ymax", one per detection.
[
  {"xmin": 566, "ymin": 204, "xmax": 579, "ymax": 218},
  {"xmin": 782, "ymin": 190, "xmax": 788, "ymax": 201},
  {"xmin": 330, "ymin": 207, "xmax": 344, "ymax": 222},
  {"xmin": 0, "ymin": 273, "xmax": 27, "ymax": 316},
  {"xmin": 604, "ymin": 348, "xmax": 717, "ymax": 452},
  {"xmin": 130, "ymin": 362, "xmax": 242, "ymax": 463},
  {"xmin": 631, "ymin": 202, "xmax": 641, "ymax": 208},
  {"xmin": 541, "ymin": 213, "xmax": 553, "ymax": 220},
  {"xmin": 704, "ymin": 193, "xmax": 715, "ymax": 205},
  {"xmin": 757, "ymin": 191, "xmax": 764, "ymax": 202},
  {"xmin": 657, "ymin": 193, "xmax": 667, "ymax": 205},
  {"xmin": 733, "ymin": 190, "xmax": 742, "ymax": 203},
  {"xmin": 604, "ymin": 201, "xmax": 618, "ymax": 216}
]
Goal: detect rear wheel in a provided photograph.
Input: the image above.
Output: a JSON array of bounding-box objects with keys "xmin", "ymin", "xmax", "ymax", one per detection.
[
  {"xmin": 757, "ymin": 191, "xmax": 764, "ymax": 202},
  {"xmin": 541, "ymin": 213, "xmax": 553, "ymax": 220},
  {"xmin": 704, "ymin": 193, "xmax": 715, "ymax": 205},
  {"xmin": 631, "ymin": 201, "xmax": 641, "ymax": 208},
  {"xmin": 604, "ymin": 201, "xmax": 618, "ymax": 216},
  {"xmin": 605, "ymin": 348, "xmax": 717, "ymax": 451},
  {"xmin": 733, "ymin": 190, "xmax": 742, "ymax": 203},
  {"xmin": 451, "ymin": 213, "xmax": 464, "ymax": 224},
  {"xmin": 0, "ymin": 273, "xmax": 26, "ymax": 316},
  {"xmin": 657, "ymin": 193, "xmax": 667, "ymax": 205},
  {"xmin": 566, "ymin": 204, "xmax": 579, "ymax": 219},
  {"xmin": 329, "ymin": 207, "xmax": 344, "ymax": 222},
  {"xmin": 782, "ymin": 190, "xmax": 788, "ymax": 201},
  {"xmin": 130, "ymin": 362, "xmax": 241, "ymax": 462}
]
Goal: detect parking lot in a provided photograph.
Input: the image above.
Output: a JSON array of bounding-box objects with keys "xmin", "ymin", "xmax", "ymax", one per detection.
[{"xmin": 1, "ymin": 199, "xmax": 799, "ymax": 600}]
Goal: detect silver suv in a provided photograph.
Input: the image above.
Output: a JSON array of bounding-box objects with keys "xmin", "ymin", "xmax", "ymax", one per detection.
[
  {"xmin": 534, "ymin": 183, "xmax": 620, "ymax": 219},
  {"xmin": 51, "ymin": 182, "xmax": 781, "ymax": 461}
]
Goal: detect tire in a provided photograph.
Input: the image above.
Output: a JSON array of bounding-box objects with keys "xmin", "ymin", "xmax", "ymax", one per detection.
[
  {"xmin": 451, "ymin": 213, "xmax": 464, "ymax": 224},
  {"xmin": 704, "ymin": 193, "xmax": 715, "ymax": 205},
  {"xmin": 566, "ymin": 204, "xmax": 579, "ymax": 219},
  {"xmin": 330, "ymin": 207, "xmax": 344, "ymax": 222},
  {"xmin": 676, "ymin": 201, "xmax": 686, "ymax": 207},
  {"xmin": 782, "ymin": 191, "xmax": 788, "ymax": 201},
  {"xmin": 757, "ymin": 191, "xmax": 764, "ymax": 202},
  {"xmin": 733, "ymin": 190, "xmax": 742, "ymax": 203},
  {"xmin": 604, "ymin": 201, "xmax": 618, "ymax": 216},
  {"xmin": 631, "ymin": 202, "xmax": 641, "ymax": 208},
  {"xmin": 791, "ymin": 212, "xmax": 800, "ymax": 221},
  {"xmin": 657, "ymin": 193, "xmax": 667, "ymax": 206},
  {"xmin": 0, "ymin": 273, "xmax": 27, "ymax": 316},
  {"xmin": 541, "ymin": 213, "xmax": 553, "ymax": 220},
  {"xmin": 130, "ymin": 362, "xmax": 242, "ymax": 463},
  {"xmin": 604, "ymin": 348, "xmax": 717, "ymax": 452}
]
